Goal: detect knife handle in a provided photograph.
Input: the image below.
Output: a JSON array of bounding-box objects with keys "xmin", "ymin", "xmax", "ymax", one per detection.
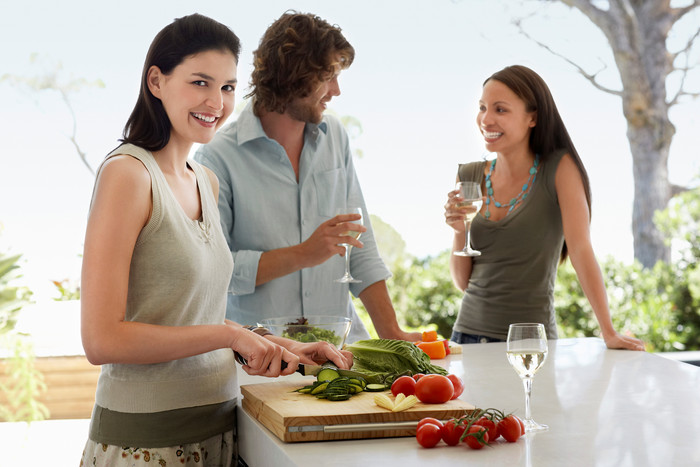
[{"xmin": 233, "ymin": 351, "xmax": 290, "ymax": 371}]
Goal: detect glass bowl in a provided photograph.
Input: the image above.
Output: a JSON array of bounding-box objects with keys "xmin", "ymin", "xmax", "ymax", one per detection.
[{"xmin": 258, "ymin": 315, "xmax": 352, "ymax": 349}]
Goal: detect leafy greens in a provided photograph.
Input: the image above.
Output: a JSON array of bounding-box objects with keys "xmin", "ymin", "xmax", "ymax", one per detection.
[{"xmin": 346, "ymin": 339, "xmax": 448, "ymax": 383}]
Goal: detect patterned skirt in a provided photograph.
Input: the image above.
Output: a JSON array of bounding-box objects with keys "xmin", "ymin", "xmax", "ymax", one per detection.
[{"xmin": 79, "ymin": 429, "xmax": 236, "ymax": 467}]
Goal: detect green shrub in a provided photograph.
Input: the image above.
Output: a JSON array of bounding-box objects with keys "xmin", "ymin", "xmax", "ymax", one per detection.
[{"xmin": 0, "ymin": 248, "xmax": 48, "ymax": 422}]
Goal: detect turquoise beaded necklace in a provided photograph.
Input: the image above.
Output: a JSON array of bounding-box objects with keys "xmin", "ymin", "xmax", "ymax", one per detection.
[{"xmin": 484, "ymin": 154, "xmax": 540, "ymax": 219}]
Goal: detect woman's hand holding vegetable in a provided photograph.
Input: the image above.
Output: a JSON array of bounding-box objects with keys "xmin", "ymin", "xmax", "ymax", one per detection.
[{"xmin": 270, "ymin": 338, "xmax": 354, "ymax": 369}]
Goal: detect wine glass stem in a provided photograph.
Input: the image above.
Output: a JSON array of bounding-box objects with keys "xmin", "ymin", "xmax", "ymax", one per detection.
[
  {"xmin": 522, "ymin": 377, "xmax": 533, "ymax": 421},
  {"xmin": 343, "ymin": 245, "xmax": 351, "ymax": 276},
  {"xmin": 464, "ymin": 220, "xmax": 472, "ymax": 251}
]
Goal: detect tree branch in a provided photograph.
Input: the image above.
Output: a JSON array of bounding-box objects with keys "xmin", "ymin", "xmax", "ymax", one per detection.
[
  {"xmin": 557, "ymin": 0, "xmax": 609, "ymax": 29},
  {"xmin": 668, "ymin": 26, "xmax": 700, "ymax": 107},
  {"xmin": 670, "ymin": 0, "xmax": 700, "ymax": 23},
  {"xmin": 671, "ymin": 183, "xmax": 691, "ymax": 198},
  {"xmin": 513, "ymin": 16, "xmax": 623, "ymax": 96},
  {"xmin": 60, "ymin": 89, "xmax": 95, "ymax": 176}
]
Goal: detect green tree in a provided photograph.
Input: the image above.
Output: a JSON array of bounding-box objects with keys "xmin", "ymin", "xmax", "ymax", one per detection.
[{"xmin": 516, "ymin": 0, "xmax": 700, "ymax": 267}]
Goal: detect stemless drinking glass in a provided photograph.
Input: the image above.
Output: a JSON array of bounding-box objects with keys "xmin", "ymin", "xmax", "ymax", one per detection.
[
  {"xmin": 453, "ymin": 181, "xmax": 483, "ymax": 257},
  {"xmin": 334, "ymin": 207, "xmax": 363, "ymax": 283},
  {"xmin": 506, "ymin": 323, "xmax": 549, "ymax": 432}
]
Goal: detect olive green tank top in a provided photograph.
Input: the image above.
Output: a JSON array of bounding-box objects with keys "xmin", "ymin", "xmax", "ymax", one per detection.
[{"xmin": 454, "ymin": 151, "xmax": 566, "ymax": 340}]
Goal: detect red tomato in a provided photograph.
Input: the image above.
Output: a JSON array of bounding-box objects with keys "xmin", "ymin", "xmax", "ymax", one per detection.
[
  {"xmin": 442, "ymin": 339, "xmax": 451, "ymax": 355},
  {"xmin": 515, "ymin": 415, "xmax": 525, "ymax": 434},
  {"xmin": 441, "ymin": 419, "xmax": 466, "ymax": 446},
  {"xmin": 412, "ymin": 373, "xmax": 425, "ymax": 382},
  {"xmin": 416, "ymin": 417, "xmax": 444, "ymax": 431},
  {"xmin": 416, "ymin": 423, "xmax": 442, "ymax": 448},
  {"xmin": 415, "ymin": 374, "xmax": 454, "ymax": 404},
  {"xmin": 462, "ymin": 424, "xmax": 489, "ymax": 449},
  {"xmin": 476, "ymin": 416, "xmax": 498, "ymax": 443},
  {"xmin": 391, "ymin": 375, "xmax": 416, "ymax": 397},
  {"xmin": 447, "ymin": 374, "xmax": 464, "ymax": 400},
  {"xmin": 498, "ymin": 415, "xmax": 523, "ymax": 442}
]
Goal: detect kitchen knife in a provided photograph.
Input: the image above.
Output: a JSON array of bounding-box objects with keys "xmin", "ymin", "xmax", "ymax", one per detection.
[{"xmin": 234, "ymin": 352, "xmax": 378, "ymax": 382}]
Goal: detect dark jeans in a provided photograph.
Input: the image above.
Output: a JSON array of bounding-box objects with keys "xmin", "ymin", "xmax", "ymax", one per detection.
[{"xmin": 451, "ymin": 330, "xmax": 504, "ymax": 344}]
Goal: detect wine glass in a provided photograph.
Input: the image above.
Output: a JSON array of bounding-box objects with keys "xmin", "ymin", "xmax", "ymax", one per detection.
[
  {"xmin": 453, "ymin": 181, "xmax": 483, "ymax": 257},
  {"xmin": 334, "ymin": 207, "xmax": 363, "ymax": 283},
  {"xmin": 506, "ymin": 323, "xmax": 549, "ymax": 432}
]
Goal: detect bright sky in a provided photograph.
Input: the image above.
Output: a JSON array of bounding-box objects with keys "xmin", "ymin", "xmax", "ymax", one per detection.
[{"xmin": 1, "ymin": 0, "xmax": 699, "ymax": 304}]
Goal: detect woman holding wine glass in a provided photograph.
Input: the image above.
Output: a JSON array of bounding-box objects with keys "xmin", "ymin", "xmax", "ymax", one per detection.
[{"xmin": 444, "ymin": 65, "xmax": 644, "ymax": 351}]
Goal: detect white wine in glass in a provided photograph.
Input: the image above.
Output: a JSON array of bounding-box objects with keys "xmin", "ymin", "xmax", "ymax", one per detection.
[
  {"xmin": 334, "ymin": 207, "xmax": 363, "ymax": 283},
  {"xmin": 453, "ymin": 181, "xmax": 483, "ymax": 257},
  {"xmin": 506, "ymin": 323, "xmax": 549, "ymax": 432}
]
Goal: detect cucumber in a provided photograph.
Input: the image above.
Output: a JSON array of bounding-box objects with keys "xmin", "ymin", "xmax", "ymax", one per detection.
[
  {"xmin": 328, "ymin": 394, "xmax": 352, "ymax": 401},
  {"xmin": 310, "ymin": 382, "xmax": 329, "ymax": 395},
  {"xmin": 365, "ymin": 383, "xmax": 388, "ymax": 392},
  {"xmin": 317, "ymin": 368, "xmax": 341, "ymax": 382}
]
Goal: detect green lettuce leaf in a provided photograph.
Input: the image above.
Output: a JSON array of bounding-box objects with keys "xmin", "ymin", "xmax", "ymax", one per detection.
[{"xmin": 346, "ymin": 338, "xmax": 448, "ymax": 382}]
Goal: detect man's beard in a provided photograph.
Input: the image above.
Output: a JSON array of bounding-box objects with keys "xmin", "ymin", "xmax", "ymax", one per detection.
[{"xmin": 286, "ymin": 98, "xmax": 323, "ymax": 124}]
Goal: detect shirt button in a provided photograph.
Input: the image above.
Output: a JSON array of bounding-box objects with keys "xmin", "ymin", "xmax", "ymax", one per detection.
[{"xmin": 304, "ymin": 291, "xmax": 311, "ymax": 297}]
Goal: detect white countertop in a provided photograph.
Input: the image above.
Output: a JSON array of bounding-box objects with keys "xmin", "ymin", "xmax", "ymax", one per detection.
[{"xmin": 236, "ymin": 338, "xmax": 700, "ymax": 467}]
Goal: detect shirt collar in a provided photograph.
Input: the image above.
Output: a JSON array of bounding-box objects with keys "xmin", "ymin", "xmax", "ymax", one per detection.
[{"xmin": 237, "ymin": 100, "xmax": 328, "ymax": 145}]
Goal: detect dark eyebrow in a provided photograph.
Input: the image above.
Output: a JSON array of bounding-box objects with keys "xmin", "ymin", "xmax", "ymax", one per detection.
[
  {"xmin": 192, "ymin": 72, "xmax": 237, "ymax": 85},
  {"xmin": 479, "ymin": 100, "xmax": 512, "ymax": 107}
]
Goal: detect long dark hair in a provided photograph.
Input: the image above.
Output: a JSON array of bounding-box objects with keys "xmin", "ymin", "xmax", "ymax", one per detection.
[
  {"xmin": 485, "ymin": 65, "xmax": 591, "ymax": 262},
  {"xmin": 121, "ymin": 14, "xmax": 241, "ymax": 151},
  {"xmin": 247, "ymin": 11, "xmax": 354, "ymax": 115}
]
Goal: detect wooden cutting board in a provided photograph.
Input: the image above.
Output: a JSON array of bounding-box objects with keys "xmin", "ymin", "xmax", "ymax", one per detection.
[{"xmin": 241, "ymin": 381, "xmax": 475, "ymax": 442}]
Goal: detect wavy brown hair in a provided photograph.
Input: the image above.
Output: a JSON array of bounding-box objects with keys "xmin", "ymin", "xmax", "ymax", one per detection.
[
  {"xmin": 485, "ymin": 65, "xmax": 592, "ymax": 262},
  {"xmin": 247, "ymin": 11, "xmax": 354, "ymax": 115}
]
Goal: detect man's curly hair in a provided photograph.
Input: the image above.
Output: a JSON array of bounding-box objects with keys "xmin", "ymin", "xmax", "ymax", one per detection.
[{"xmin": 247, "ymin": 11, "xmax": 355, "ymax": 115}]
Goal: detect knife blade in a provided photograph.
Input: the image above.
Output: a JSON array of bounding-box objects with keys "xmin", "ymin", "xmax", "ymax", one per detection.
[{"xmin": 234, "ymin": 352, "xmax": 378, "ymax": 382}]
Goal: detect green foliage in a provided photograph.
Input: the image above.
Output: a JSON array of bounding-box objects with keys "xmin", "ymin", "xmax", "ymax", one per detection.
[
  {"xmin": 0, "ymin": 244, "xmax": 48, "ymax": 422},
  {"xmin": 389, "ymin": 251, "xmax": 463, "ymax": 340},
  {"xmin": 554, "ymin": 259, "xmax": 688, "ymax": 352},
  {"xmin": 51, "ymin": 278, "xmax": 80, "ymax": 301},
  {"xmin": 0, "ymin": 333, "xmax": 49, "ymax": 422},
  {"xmin": 353, "ymin": 216, "xmax": 462, "ymax": 340}
]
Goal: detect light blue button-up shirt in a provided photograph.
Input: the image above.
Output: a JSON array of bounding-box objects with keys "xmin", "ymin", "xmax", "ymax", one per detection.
[{"xmin": 194, "ymin": 102, "xmax": 391, "ymax": 343}]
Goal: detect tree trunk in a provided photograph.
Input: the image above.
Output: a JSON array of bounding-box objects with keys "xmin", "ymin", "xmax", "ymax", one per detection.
[{"xmin": 561, "ymin": 0, "xmax": 683, "ymax": 268}]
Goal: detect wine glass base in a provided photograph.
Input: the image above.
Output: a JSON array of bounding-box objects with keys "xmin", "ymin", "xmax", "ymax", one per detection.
[
  {"xmin": 522, "ymin": 419, "xmax": 548, "ymax": 433},
  {"xmin": 453, "ymin": 249, "xmax": 481, "ymax": 257}
]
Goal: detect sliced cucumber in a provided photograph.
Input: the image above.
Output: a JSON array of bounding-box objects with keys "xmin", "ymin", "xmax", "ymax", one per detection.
[
  {"xmin": 310, "ymin": 382, "xmax": 329, "ymax": 395},
  {"xmin": 317, "ymin": 368, "xmax": 341, "ymax": 382},
  {"xmin": 328, "ymin": 394, "xmax": 352, "ymax": 401},
  {"xmin": 365, "ymin": 383, "xmax": 388, "ymax": 392}
]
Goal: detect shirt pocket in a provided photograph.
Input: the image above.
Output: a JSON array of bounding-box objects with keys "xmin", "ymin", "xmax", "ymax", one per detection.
[{"xmin": 313, "ymin": 168, "xmax": 346, "ymax": 218}]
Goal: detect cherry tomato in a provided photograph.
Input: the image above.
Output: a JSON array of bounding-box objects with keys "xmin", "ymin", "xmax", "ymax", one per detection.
[
  {"xmin": 412, "ymin": 373, "xmax": 425, "ymax": 382},
  {"xmin": 447, "ymin": 374, "xmax": 464, "ymax": 400},
  {"xmin": 497, "ymin": 415, "xmax": 523, "ymax": 442},
  {"xmin": 441, "ymin": 419, "xmax": 466, "ymax": 446},
  {"xmin": 416, "ymin": 417, "xmax": 444, "ymax": 431},
  {"xmin": 462, "ymin": 424, "xmax": 489, "ymax": 450},
  {"xmin": 515, "ymin": 415, "xmax": 525, "ymax": 434},
  {"xmin": 391, "ymin": 375, "xmax": 416, "ymax": 397},
  {"xmin": 416, "ymin": 423, "xmax": 442, "ymax": 448},
  {"xmin": 476, "ymin": 416, "xmax": 498, "ymax": 443},
  {"xmin": 415, "ymin": 374, "xmax": 454, "ymax": 404}
]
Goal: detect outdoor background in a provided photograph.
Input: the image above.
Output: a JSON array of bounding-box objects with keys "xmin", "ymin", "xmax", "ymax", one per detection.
[
  {"xmin": 2, "ymin": 0, "xmax": 698, "ymax": 305},
  {"xmin": 0, "ymin": 1, "xmax": 699, "ymax": 463}
]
